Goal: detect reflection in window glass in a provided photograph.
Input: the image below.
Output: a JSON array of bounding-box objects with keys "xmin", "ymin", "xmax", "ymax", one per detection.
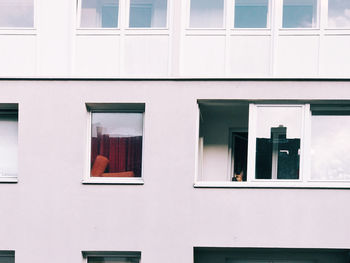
[
  {"xmin": 311, "ymin": 115, "xmax": 350, "ymax": 180},
  {"xmin": 0, "ymin": 112, "xmax": 18, "ymax": 178},
  {"xmin": 88, "ymin": 257, "xmax": 139, "ymax": 263},
  {"xmin": 129, "ymin": 0, "xmax": 167, "ymax": 28},
  {"xmin": 283, "ymin": 0, "xmax": 317, "ymax": 28},
  {"xmin": 234, "ymin": 0, "xmax": 268, "ymax": 28},
  {"xmin": 328, "ymin": 0, "xmax": 350, "ymax": 28},
  {"xmin": 255, "ymin": 106, "xmax": 302, "ymax": 180},
  {"xmin": 90, "ymin": 112, "xmax": 143, "ymax": 178},
  {"xmin": 0, "ymin": 0, "xmax": 34, "ymax": 27},
  {"xmin": 190, "ymin": 0, "xmax": 224, "ymax": 28},
  {"xmin": 80, "ymin": 0, "xmax": 119, "ymax": 28}
]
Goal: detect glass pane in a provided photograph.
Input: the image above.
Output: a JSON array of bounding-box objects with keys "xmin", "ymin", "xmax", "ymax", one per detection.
[
  {"xmin": 88, "ymin": 257, "xmax": 139, "ymax": 263},
  {"xmin": 283, "ymin": 0, "xmax": 317, "ymax": 28},
  {"xmin": 80, "ymin": 0, "xmax": 119, "ymax": 28},
  {"xmin": 0, "ymin": 0, "xmax": 34, "ymax": 27},
  {"xmin": 0, "ymin": 114, "xmax": 18, "ymax": 177},
  {"xmin": 190, "ymin": 0, "xmax": 224, "ymax": 28},
  {"xmin": 255, "ymin": 106, "xmax": 302, "ymax": 180},
  {"xmin": 91, "ymin": 113, "xmax": 143, "ymax": 178},
  {"xmin": 234, "ymin": 0, "xmax": 268, "ymax": 28},
  {"xmin": 328, "ymin": 0, "xmax": 350, "ymax": 28},
  {"xmin": 232, "ymin": 132, "xmax": 248, "ymax": 182},
  {"xmin": 129, "ymin": 0, "xmax": 167, "ymax": 28},
  {"xmin": 311, "ymin": 115, "xmax": 350, "ymax": 180}
]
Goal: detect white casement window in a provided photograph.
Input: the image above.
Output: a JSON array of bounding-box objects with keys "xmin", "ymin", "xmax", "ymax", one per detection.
[
  {"xmin": 189, "ymin": 0, "xmax": 225, "ymax": 28},
  {"xmin": 328, "ymin": 0, "xmax": 350, "ymax": 28},
  {"xmin": 196, "ymin": 102, "xmax": 350, "ymax": 188},
  {"xmin": 129, "ymin": 0, "xmax": 168, "ymax": 28},
  {"xmin": 0, "ymin": 251, "xmax": 15, "ymax": 263},
  {"xmin": 84, "ymin": 103, "xmax": 145, "ymax": 184},
  {"xmin": 0, "ymin": 108, "xmax": 18, "ymax": 183},
  {"xmin": 234, "ymin": 0, "xmax": 269, "ymax": 28},
  {"xmin": 83, "ymin": 251, "xmax": 141, "ymax": 263},
  {"xmin": 282, "ymin": 0, "xmax": 318, "ymax": 28},
  {"xmin": 0, "ymin": 0, "xmax": 34, "ymax": 28},
  {"xmin": 79, "ymin": 0, "xmax": 120, "ymax": 28}
]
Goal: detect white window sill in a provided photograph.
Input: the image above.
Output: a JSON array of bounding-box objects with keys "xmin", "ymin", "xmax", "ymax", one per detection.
[
  {"xmin": 0, "ymin": 177, "xmax": 18, "ymax": 183},
  {"xmin": 82, "ymin": 177, "xmax": 144, "ymax": 185},
  {"xmin": 194, "ymin": 181, "xmax": 350, "ymax": 189},
  {"xmin": 0, "ymin": 28, "xmax": 36, "ymax": 35}
]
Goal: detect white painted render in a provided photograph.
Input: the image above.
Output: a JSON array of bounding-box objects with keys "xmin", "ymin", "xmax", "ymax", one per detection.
[{"xmin": 0, "ymin": 80, "xmax": 350, "ymax": 263}]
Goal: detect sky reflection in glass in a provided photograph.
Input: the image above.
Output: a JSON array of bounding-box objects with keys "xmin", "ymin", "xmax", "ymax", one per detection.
[{"xmin": 234, "ymin": 0, "xmax": 268, "ymax": 28}]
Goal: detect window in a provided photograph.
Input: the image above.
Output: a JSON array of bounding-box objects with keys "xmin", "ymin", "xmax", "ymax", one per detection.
[
  {"xmin": 83, "ymin": 252, "xmax": 141, "ymax": 263},
  {"xmin": 0, "ymin": 0, "xmax": 34, "ymax": 27},
  {"xmin": 282, "ymin": 0, "xmax": 318, "ymax": 28},
  {"xmin": 310, "ymin": 105, "xmax": 350, "ymax": 180},
  {"xmin": 189, "ymin": 0, "xmax": 224, "ymax": 28},
  {"xmin": 86, "ymin": 104, "xmax": 144, "ymax": 184},
  {"xmin": 129, "ymin": 0, "xmax": 167, "ymax": 28},
  {"xmin": 234, "ymin": 0, "xmax": 269, "ymax": 28},
  {"xmin": 0, "ymin": 251, "xmax": 14, "ymax": 263},
  {"xmin": 194, "ymin": 248, "xmax": 350, "ymax": 263},
  {"xmin": 79, "ymin": 0, "xmax": 119, "ymax": 28},
  {"xmin": 0, "ymin": 107, "xmax": 18, "ymax": 182},
  {"xmin": 328, "ymin": 0, "xmax": 350, "ymax": 28},
  {"xmin": 196, "ymin": 101, "xmax": 350, "ymax": 187}
]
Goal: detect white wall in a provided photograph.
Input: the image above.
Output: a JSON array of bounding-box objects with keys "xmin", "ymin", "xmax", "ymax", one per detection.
[
  {"xmin": 0, "ymin": 80, "xmax": 350, "ymax": 263},
  {"xmin": 1, "ymin": 0, "xmax": 350, "ymax": 78}
]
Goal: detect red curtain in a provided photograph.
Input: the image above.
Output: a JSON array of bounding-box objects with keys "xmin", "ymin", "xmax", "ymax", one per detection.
[{"xmin": 91, "ymin": 135, "xmax": 142, "ymax": 177}]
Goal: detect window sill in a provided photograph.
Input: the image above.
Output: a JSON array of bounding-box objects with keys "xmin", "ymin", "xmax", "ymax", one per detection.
[
  {"xmin": 0, "ymin": 177, "xmax": 18, "ymax": 183},
  {"xmin": 76, "ymin": 28, "xmax": 121, "ymax": 36},
  {"xmin": 82, "ymin": 177, "xmax": 144, "ymax": 185},
  {"xmin": 194, "ymin": 181, "xmax": 350, "ymax": 189},
  {"xmin": 0, "ymin": 28, "xmax": 36, "ymax": 35}
]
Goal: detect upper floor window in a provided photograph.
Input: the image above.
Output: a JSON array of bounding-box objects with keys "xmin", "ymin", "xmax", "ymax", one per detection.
[
  {"xmin": 0, "ymin": 108, "xmax": 18, "ymax": 182},
  {"xmin": 129, "ymin": 0, "xmax": 168, "ymax": 28},
  {"xmin": 0, "ymin": 0, "xmax": 34, "ymax": 28},
  {"xmin": 234, "ymin": 0, "xmax": 269, "ymax": 28},
  {"xmin": 328, "ymin": 0, "xmax": 350, "ymax": 28},
  {"xmin": 79, "ymin": 0, "xmax": 119, "ymax": 28},
  {"xmin": 0, "ymin": 251, "xmax": 14, "ymax": 263},
  {"xmin": 189, "ymin": 0, "xmax": 224, "ymax": 28},
  {"xmin": 282, "ymin": 0, "xmax": 318, "ymax": 28}
]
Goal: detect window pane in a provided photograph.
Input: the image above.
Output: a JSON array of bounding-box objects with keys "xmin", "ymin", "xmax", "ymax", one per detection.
[
  {"xmin": 129, "ymin": 0, "xmax": 167, "ymax": 28},
  {"xmin": 255, "ymin": 106, "xmax": 302, "ymax": 180},
  {"xmin": 234, "ymin": 0, "xmax": 268, "ymax": 28},
  {"xmin": 90, "ymin": 112, "xmax": 143, "ymax": 178},
  {"xmin": 283, "ymin": 0, "xmax": 317, "ymax": 28},
  {"xmin": 0, "ymin": 256, "xmax": 14, "ymax": 263},
  {"xmin": 328, "ymin": 0, "xmax": 350, "ymax": 28},
  {"xmin": 88, "ymin": 257, "xmax": 139, "ymax": 263},
  {"xmin": 0, "ymin": 0, "xmax": 34, "ymax": 27},
  {"xmin": 190, "ymin": 0, "xmax": 224, "ymax": 28},
  {"xmin": 311, "ymin": 115, "xmax": 350, "ymax": 180},
  {"xmin": 0, "ymin": 114, "xmax": 18, "ymax": 177},
  {"xmin": 80, "ymin": 0, "xmax": 119, "ymax": 28}
]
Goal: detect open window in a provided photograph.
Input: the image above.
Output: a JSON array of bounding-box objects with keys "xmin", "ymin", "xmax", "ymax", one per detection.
[
  {"xmin": 196, "ymin": 101, "xmax": 350, "ymax": 188},
  {"xmin": 85, "ymin": 103, "xmax": 144, "ymax": 184}
]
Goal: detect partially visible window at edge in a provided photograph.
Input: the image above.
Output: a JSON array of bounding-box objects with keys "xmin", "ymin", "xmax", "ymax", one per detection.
[{"xmin": 0, "ymin": 0, "xmax": 34, "ymax": 27}]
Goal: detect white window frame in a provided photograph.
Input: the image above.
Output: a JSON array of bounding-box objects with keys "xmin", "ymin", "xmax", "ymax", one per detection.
[
  {"xmin": 195, "ymin": 102, "xmax": 350, "ymax": 188},
  {"xmin": 82, "ymin": 251, "xmax": 141, "ymax": 263},
  {"xmin": 83, "ymin": 104, "xmax": 145, "ymax": 185}
]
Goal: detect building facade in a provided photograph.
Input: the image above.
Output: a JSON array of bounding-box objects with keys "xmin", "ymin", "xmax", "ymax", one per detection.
[{"xmin": 1, "ymin": 0, "xmax": 350, "ymax": 262}]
